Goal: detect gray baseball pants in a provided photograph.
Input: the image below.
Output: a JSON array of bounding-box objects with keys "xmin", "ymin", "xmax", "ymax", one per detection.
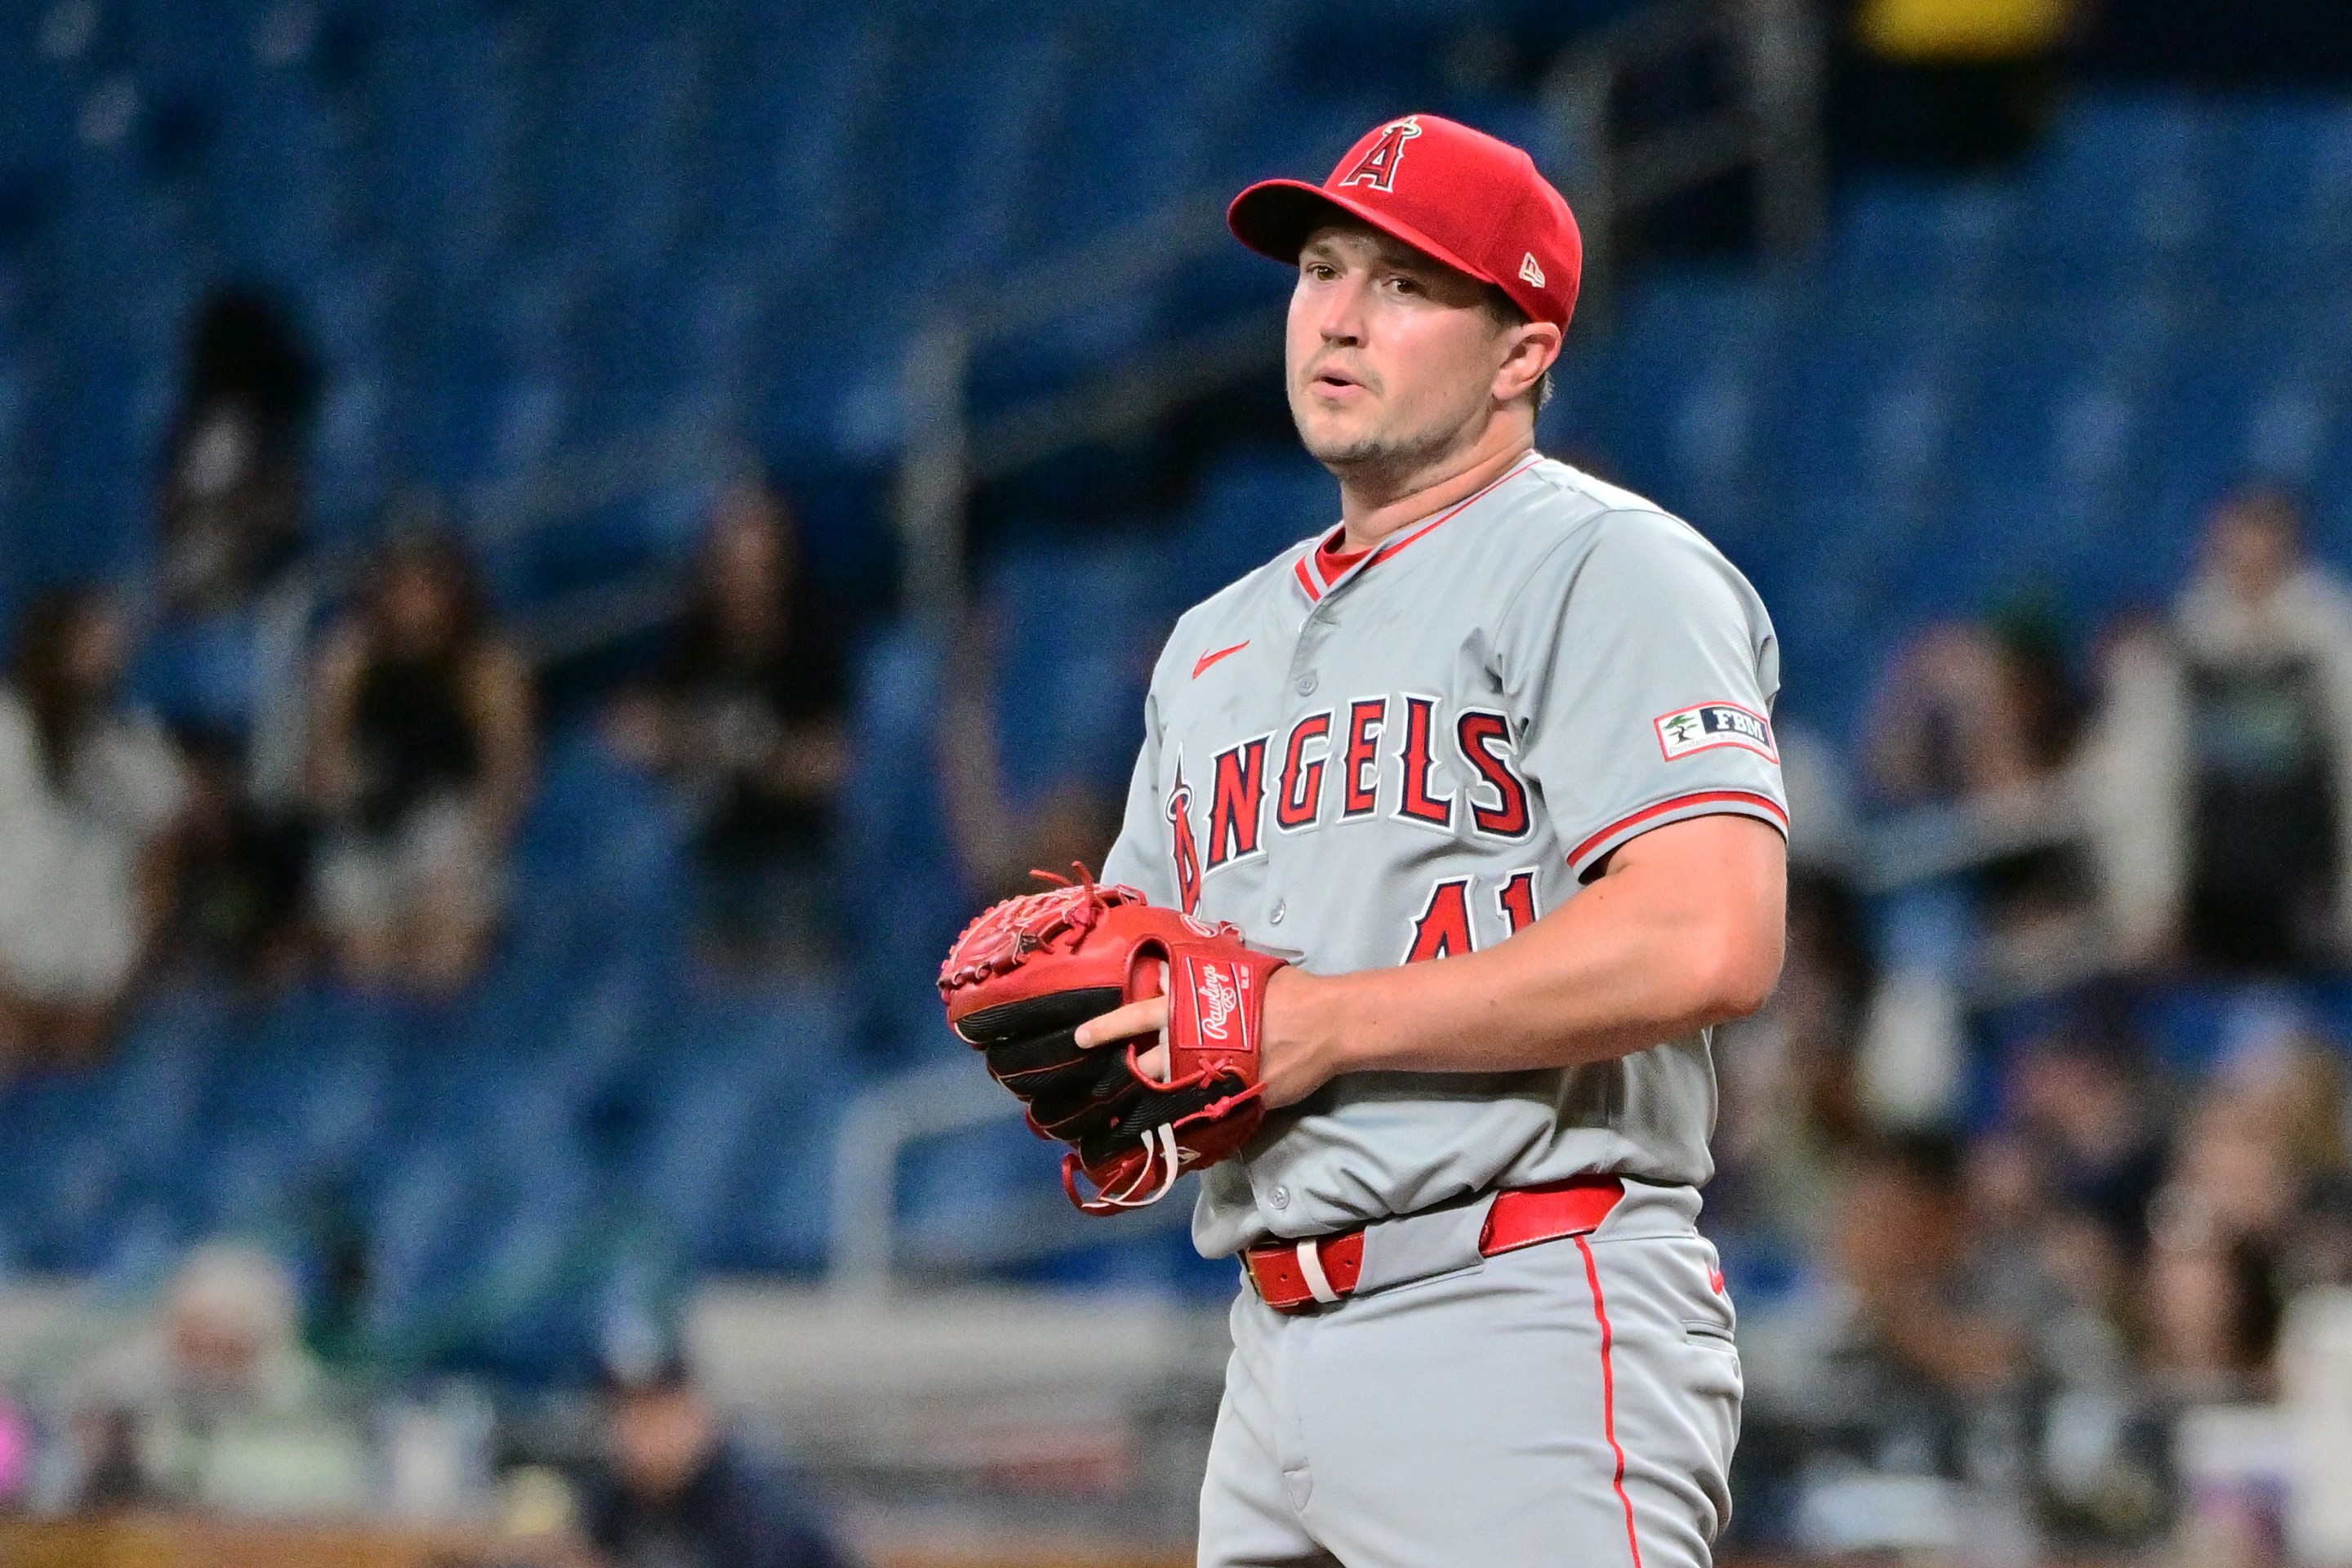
[{"xmin": 1197, "ymin": 1181, "xmax": 1741, "ymax": 1568}]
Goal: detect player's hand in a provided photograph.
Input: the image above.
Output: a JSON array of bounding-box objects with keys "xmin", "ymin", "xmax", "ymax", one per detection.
[
  {"xmin": 1072, "ymin": 993, "xmax": 1171, "ymax": 1073},
  {"xmin": 1075, "ymin": 968, "xmax": 1337, "ymax": 1110}
]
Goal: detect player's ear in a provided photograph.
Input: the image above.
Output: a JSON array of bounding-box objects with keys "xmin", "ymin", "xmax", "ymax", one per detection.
[{"xmin": 1494, "ymin": 320, "xmax": 1561, "ymax": 406}]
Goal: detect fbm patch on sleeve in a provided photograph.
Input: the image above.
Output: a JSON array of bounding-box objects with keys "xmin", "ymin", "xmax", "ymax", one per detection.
[{"xmin": 1654, "ymin": 702, "xmax": 1776, "ymax": 763}]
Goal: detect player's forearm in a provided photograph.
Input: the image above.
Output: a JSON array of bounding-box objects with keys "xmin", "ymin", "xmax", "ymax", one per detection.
[
  {"xmin": 1280, "ymin": 817, "xmax": 1786, "ymax": 1085},
  {"xmin": 1299, "ymin": 899, "xmax": 1766, "ymax": 1077}
]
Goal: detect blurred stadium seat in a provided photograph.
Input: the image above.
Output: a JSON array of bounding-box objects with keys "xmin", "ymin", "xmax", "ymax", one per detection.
[{"xmin": 0, "ymin": 0, "xmax": 2343, "ymax": 1347}]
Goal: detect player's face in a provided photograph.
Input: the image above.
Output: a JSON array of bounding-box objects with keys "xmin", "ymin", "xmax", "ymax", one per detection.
[{"xmin": 1286, "ymin": 225, "xmax": 1516, "ymax": 477}]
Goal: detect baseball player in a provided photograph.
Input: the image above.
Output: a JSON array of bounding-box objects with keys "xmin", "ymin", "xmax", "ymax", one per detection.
[{"xmin": 950, "ymin": 113, "xmax": 1786, "ymax": 1567}]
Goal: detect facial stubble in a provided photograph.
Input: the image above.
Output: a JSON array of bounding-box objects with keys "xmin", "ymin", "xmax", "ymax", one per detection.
[{"xmin": 1292, "ymin": 381, "xmax": 1486, "ymax": 498}]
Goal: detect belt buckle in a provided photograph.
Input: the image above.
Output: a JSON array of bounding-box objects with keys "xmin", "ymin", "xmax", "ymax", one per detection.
[{"xmin": 1242, "ymin": 1247, "xmax": 1284, "ymax": 1304}]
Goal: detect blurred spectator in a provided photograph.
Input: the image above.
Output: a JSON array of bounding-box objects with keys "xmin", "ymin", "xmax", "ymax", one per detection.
[
  {"xmin": 2289, "ymin": 1172, "xmax": 2352, "ymax": 1295},
  {"xmin": 2086, "ymin": 488, "xmax": 2352, "ymax": 971},
  {"xmin": 1713, "ymin": 871, "xmax": 1873, "ymax": 1245},
  {"xmin": 1826, "ymin": 1134, "xmax": 2051, "ymax": 1424},
  {"xmin": 2146, "ymin": 1094, "xmax": 2294, "ymax": 1402},
  {"xmin": 156, "ymin": 288, "xmax": 318, "ymax": 617},
  {"xmin": 604, "ymin": 481, "xmax": 849, "ymax": 972},
  {"xmin": 1855, "ymin": 612, "xmax": 2089, "ymax": 1123},
  {"xmin": 1865, "ymin": 617, "xmax": 2076, "ymax": 809},
  {"xmin": 2005, "ymin": 1008, "xmax": 2168, "ymax": 1258},
  {"xmin": 0, "ymin": 588, "xmax": 185, "ymax": 1071},
  {"xmin": 69, "ymin": 1241, "xmax": 368, "ymax": 1514},
  {"xmin": 1776, "ymin": 719, "xmax": 1864, "ymax": 873},
  {"xmin": 1865, "ymin": 611, "xmax": 2089, "ymax": 943},
  {"xmin": 1757, "ymin": 1134, "xmax": 2109, "ymax": 1556},
  {"xmin": 581, "ymin": 1349, "xmax": 853, "ymax": 1568},
  {"xmin": 166, "ymin": 746, "xmax": 314, "ymax": 983},
  {"xmin": 307, "ymin": 524, "xmax": 534, "ymax": 994},
  {"xmin": 1966, "ymin": 1129, "xmax": 2164, "ymax": 1545},
  {"xmin": 2146, "ymin": 1013, "xmax": 2350, "ymax": 1401},
  {"xmin": 142, "ymin": 288, "xmax": 323, "ymax": 979}
]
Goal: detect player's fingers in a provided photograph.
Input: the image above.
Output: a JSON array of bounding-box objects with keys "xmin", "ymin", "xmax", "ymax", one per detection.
[
  {"xmin": 1135, "ymin": 1041, "xmax": 1172, "ymax": 1083},
  {"xmin": 1075, "ymin": 995, "xmax": 1167, "ymax": 1050}
]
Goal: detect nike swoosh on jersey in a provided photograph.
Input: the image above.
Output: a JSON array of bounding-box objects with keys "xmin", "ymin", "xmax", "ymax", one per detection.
[{"xmin": 1192, "ymin": 640, "xmax": 1250, "ymax": 678}]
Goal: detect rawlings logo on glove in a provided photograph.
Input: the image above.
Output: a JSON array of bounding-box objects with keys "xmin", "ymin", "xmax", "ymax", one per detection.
[
  {"xmin": 938, "ymin": 869, "xmax": 1285, "ymax": 1214},
  {"xmin": 1196, "ymin": 961, "xmax": 1241, "ymax": 1040}
]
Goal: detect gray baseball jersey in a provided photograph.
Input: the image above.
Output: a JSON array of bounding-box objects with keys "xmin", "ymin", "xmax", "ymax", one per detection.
[{"xmin": 1098, "ymin": 452, "xmax": 1786, "ymax": 1258}]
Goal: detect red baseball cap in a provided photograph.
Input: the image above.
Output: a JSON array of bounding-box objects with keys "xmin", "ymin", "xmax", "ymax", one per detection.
[{"xmin": 1227, "ymin": 113, "xmax": 1581, "ymax": 332}]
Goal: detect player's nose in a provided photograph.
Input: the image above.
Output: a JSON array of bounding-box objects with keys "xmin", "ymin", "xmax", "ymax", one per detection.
[
  {"xmin": 1312, "ymin": 305, "xmax": 1368, "ymax": 355},
  {"xmin": 1298, "ymin": 273, "xmax": 1372, "ymax": 346}
]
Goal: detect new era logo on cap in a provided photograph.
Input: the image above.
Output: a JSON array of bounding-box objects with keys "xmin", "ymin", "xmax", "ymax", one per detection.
[{"xmin": 1519, "ymin": 252, "xmax": 1545, "ymax": 288}]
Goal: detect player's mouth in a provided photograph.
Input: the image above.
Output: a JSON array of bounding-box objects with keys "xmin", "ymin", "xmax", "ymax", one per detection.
[{"xmin": 1307, "ymin": 366, "xmax": 1370, "ymax": 398}]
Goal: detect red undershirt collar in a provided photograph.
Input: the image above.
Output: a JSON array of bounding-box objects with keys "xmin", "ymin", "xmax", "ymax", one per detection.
[
  {"xmin": 1312, "ymin": 534, "xmax": 1370, "ymax": 586},
  {"xmin": 1292, "ymin": 452, "xmax": 1544, "ymax": 605}
]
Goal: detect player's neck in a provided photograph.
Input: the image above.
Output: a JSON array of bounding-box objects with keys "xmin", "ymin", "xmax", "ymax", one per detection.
[{"xmin": 1333, "ymin": 425, "xmax": 1537, "ymax": 552}]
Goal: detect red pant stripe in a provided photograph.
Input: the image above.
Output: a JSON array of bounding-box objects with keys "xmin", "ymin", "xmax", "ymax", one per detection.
[{"xmin": 1576, "ymin": 1233, "xmax": 1646, "ymax": 1568}]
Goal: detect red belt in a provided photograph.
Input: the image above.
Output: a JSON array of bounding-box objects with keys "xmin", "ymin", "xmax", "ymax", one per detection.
[{"xmin": 1242, "ymin": 1174, "xmax": 1626, "ymax": 1313}]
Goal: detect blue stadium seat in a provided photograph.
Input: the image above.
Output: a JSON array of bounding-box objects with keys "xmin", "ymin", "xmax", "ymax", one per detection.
[
  {"xmin": 356, "ymin": 1134, "xmax": 483, "ymax": 1348},
  {"xmin": 1829, "ymin": 176, "xmax": 2025, "ymax": 300},
  {"xmin": 978, "ymin": 535, "xmax": 1160, "ymax": 800},
  {"xmin": 707, "ymin": 1039, "xmax": 856, "ymax": 1274},
  {"xmin": 1040, "ymin": 9, "xmax": 1281, "ymax": 241},
  {"xmin": 0, "ymin": 41, "xmax": 78, "ymax": 180},
  {"xmin": 204, "ymin": 71, "xmax": 344, "ymax": 278},
  {"xmin": 895, "ymin": 1113, "xmax": 1062, "ymax": 1260},
  {"xmin": 630, "ymin": 982, "xmax": 858, "ymax": 1267},
  {"xmin": 697, "ymin": 11, "xmax": 880, "ymax": 267},
  {"xmin": 2297, "ymin": 104, "xmax": 2352, "ymax": 267},
  {"xmin": 536, "ymin": 20, "xmax": 706, "ymax": 273},
  {"xmin": 864, "ymin": 31, "xmax": 1073, "ymax": 292},
  {"xmin": 0, "ymin": 1063, "xmax": 140, "ymax": 1270},
  {"xmin": 365, "ymin": 22, "xmax": 538, "ymax": 276},
  {"xmin": 837, "ymin": 623, "xmax": 979, "ymax": 1052},
  {"xmin": 122, "ymin": 0, "xmax": 263, "ymax": 97},
  {"xmin": 2019, "ymin": 92, "xmax": 2216, "ymax": 273},
  {"xmin": 2201, "ymin": 99, "xmax": 2352, "ymax": 280}
]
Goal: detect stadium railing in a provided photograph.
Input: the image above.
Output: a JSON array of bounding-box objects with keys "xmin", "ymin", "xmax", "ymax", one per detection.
[{"xmin": 1549, "ymin": 0, "xmax": 1825, "ymax": 321}]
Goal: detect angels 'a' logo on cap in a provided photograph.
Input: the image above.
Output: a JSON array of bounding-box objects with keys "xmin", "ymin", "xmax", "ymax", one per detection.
[
  {"xmin": 1338, "ymin": 115, "xmax": 1422, "ymax": 194},
  {"xmin": 1519, "ymin": 252, "xmax": 1546, "ymax": 288}
]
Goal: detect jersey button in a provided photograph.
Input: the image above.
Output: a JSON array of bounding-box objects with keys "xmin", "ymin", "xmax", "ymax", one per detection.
[
  {"xmin": 1294, "ymin": 672, "xmax": 1318, "ymax": 696},
  {"xmin": 1269, "ymin": 900, "xmax": 1286, "ymax": 924},
  {"xmin": 1271, "ymin": 1186, "xmax": 1290, "ymax": 1209}
]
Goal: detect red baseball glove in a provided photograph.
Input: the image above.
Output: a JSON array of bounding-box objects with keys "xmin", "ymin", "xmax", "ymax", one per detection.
[{"xmin": 938, "ymin": 871, "xmax": 1285, "ymax": 1214}]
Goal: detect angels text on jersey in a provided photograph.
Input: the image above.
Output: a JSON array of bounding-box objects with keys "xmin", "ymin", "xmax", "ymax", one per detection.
[{"xmin": 1164, "ymin": 691, "xmax": 1546, "ymax": 962}]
